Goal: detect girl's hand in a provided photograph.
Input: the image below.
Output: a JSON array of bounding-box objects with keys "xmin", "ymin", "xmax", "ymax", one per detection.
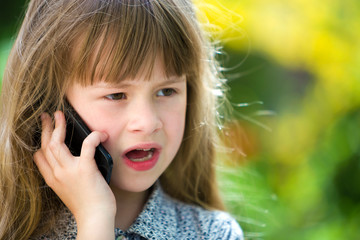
[{"xmin": 33, "ymin": 111, "xmax": 115, "ymax": 239}]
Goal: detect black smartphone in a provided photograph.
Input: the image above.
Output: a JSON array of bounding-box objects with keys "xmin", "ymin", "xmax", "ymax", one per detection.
[{"xmin": 64, "ymin": 100, "xmax": 113, "ymax": 184}]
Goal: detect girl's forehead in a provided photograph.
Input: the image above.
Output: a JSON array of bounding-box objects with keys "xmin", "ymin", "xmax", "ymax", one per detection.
[
  {"xmin": 69, "ymin": 37, "xmax": 155, "ymax": 84},
  {"xmin": 70, "ymin": 40, "xmax": 184, "ymax": 86},
  {"xmin": 94, "ymin": 56, "xmax": 185, "ymax": 84},
  {"xmin": 91, "ymin": 74, "xmax": 186, "ymax": 89},
  {"xmin": 65, "ymin": 0, "xmax": 200, "ymax": 86}
]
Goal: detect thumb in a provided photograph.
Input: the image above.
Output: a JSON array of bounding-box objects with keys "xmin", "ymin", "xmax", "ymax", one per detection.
[{"xmin": 80, "ymin": 131, "xmax": 108, "ymax": 162}]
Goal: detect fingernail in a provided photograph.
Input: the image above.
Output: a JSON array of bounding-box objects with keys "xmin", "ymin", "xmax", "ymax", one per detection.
[{"xmin": 54, "ymin": 111, "xmax": 60, "ymax": 120}]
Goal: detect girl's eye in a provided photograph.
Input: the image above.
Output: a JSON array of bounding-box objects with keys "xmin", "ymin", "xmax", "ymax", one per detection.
[
  {"xmin": 157, "ymin": 88, "xmax": 176, "ymax": 97},
  {"xmin": 105, "ymin": 93, "xmax": 126, "ymax": 100}
]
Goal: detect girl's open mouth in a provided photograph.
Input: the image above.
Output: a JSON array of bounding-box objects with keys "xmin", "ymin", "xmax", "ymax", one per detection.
[
  {"xmin": 125, "ymin": 148, "xmax": 155, "ymax": 162},
  {"xmin": 123, "ymin": 144, "xmax": 161, "ymax": 171}
]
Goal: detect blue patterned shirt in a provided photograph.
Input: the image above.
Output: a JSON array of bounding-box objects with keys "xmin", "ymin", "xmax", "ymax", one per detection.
[{"xmin": 37, "ymin": 183, "xmax": 243, "ymax": 239}]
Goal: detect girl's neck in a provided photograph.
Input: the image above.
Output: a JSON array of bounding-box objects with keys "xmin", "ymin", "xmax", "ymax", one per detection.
[{"xmin": 110, "ymin": 187, "xmax": 151, "ymax": 230}]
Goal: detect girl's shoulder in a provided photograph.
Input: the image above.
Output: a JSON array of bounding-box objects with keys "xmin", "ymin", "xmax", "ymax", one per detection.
[
  {"xmin": 31, "ymin": 183, "xmax": 244, "ymax": 239},
  {"xmin": 172, "ymin": 200, "xmax": 244, "ymax": 239},
  {"xmin": 126, "ymin": 183, "xmax": 244, "ymax": 239}
]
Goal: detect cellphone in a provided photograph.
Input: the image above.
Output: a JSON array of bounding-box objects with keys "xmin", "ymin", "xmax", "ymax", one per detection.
[{"xmin": 64, "ymin": 100, "xmax": 113, "ymax": 184}]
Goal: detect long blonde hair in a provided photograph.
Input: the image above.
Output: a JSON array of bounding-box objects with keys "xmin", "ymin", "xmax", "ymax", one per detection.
[{"xmin": 0, "ymin": 0, "xmax": 226, "ymax": 239}]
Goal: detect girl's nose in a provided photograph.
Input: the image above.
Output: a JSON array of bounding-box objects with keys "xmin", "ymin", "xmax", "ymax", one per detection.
[{"xmin": 126, "ymin": 100, "xmax": 163, "ymax": 135}]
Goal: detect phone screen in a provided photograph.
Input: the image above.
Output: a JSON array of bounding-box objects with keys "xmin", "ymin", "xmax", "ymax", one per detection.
[{"xmin": 64, "ymin": 100, "xmax": 113, "ymax": 184}]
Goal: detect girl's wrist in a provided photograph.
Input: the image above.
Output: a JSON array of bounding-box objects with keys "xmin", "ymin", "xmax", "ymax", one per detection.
[{"xmin": 76, "ymin": 212, "xmax": 115, "ymax": 240}]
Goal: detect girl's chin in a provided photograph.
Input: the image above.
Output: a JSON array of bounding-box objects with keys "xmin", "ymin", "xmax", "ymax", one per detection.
[{"xmin": 109, "ymin": 176, "xmax": 157, "ymax": 194}]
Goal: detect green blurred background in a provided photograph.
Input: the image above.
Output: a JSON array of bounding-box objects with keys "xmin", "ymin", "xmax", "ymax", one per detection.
[{"xmin": 1, "ymin": 1, "xmax": 359, "ymax": 239}]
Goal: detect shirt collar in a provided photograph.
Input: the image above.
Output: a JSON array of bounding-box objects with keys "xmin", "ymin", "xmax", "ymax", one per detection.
[{"xmin": 122, "ymin": 182, "xmax": 178, "ymax": 239}]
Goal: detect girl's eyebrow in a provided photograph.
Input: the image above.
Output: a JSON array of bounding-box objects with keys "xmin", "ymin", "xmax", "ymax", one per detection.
[
  {"xmin": 154, "ymin": 75, "xmax": 187, "ymax": 86},
  {"xmin": 96, "ymin": 75, "xmax": 186, "ymax": 89},
  {"xmin": 93, "ymin": 81, "xmax": 132, "ymax": 89},
  {"xmin": 153, "ymin": 76, "xmax": 186, "ymax": 88},
  {"xmin": 166, "ymin": 75, "xmax": 186, "ymax": 83}
]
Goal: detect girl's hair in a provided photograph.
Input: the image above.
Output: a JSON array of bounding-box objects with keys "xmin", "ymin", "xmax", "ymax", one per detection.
[{"xmin": 0, "ymin": 0, "xmax": 226, "ymax": 239}]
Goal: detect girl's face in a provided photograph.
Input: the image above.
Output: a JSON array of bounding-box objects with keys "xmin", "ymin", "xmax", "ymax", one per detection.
[{"xmin": 66, "ymin": 59, "xmax": 187, "ymax": 193}]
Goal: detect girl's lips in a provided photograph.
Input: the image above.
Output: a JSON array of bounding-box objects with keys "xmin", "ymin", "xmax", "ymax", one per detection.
[{"xmin": 122, "ymin": 143, "xmax": 162, "ymax": 171}]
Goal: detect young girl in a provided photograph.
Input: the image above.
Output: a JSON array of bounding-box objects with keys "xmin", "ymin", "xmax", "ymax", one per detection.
[{"xmin": 0, "ymin": 0, "xmax": 243, "ymax": 239}]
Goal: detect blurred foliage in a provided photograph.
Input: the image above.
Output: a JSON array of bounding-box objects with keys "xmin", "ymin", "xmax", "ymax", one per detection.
[
  {"xmin": 0, "ymin": 40, "xmax": 12, "ymax": 91},
  {"xmin": 1, "ymin": 0, "xmax": 360, "ymax": 239},
  {"xmin": 0, "ymin": 1, "xmax": 26, "ymax": 40},
  {"xmin": 195, "ymin": 0, "xmax": 360, "ymax": 239}
]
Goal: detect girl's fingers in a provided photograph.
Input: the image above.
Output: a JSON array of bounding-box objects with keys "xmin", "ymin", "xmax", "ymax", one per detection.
[
  {"xmin": 41, "ymin": 111, "xmax": 73, "ymax": 168},
  {"xmin": 80, "ymin": 131, "xmax": 108, "ymax": 163},
  {"xmin": 49, "ymin": 111, "xmax": 75, "ymax": 167},
  {"xmin": 40, "ymin": 112, "xmax": 60, "ymax": 169},
  {"xmin": 40, "ymin": 112, "xmax": 53, "ymax": 149},
  {"xmin": 51, "ymin": 111, "xmax": 67, "ymax": 144},
  {"xmin": 33, "ymin": 150, "xmax": 54, "ymax": 185},
  {"xmin": 39, "ymin": 110, "xmax": 108, "ymax": 172},
  {"xmin": 34, "ymin": 113, "xmax": 115, "ymax": 219}
]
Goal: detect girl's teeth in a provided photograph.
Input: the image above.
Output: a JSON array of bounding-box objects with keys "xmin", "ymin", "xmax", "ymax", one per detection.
[
  {"xmin": 136, "ymin": 148, "xmax": 152, "ymax": 151},
  {"xmin": 129, "ymin": 151, "xmax": 154, "ymax": 162},
  {"xmin": 127, "ymin": 148, "xmax": 155, "ymax": 162}
]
